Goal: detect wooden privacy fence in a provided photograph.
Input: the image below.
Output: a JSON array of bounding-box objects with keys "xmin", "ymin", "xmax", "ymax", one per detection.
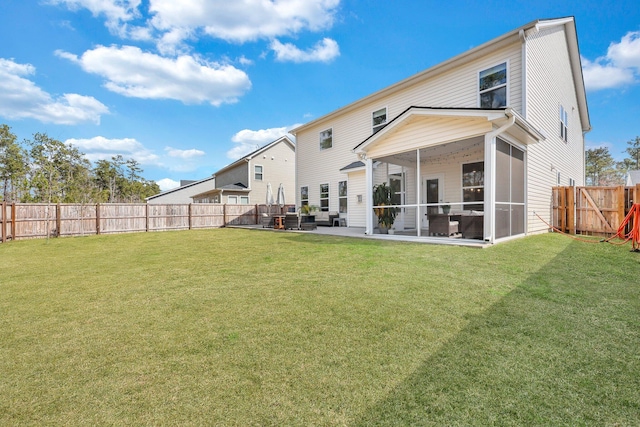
[
  {"xmin": 0, "ymin": 203, "xmax": 294, "ymax": 243},
  {"xmin": 552, "ymin": 185, "xmax": 640, "ymax": 236}
]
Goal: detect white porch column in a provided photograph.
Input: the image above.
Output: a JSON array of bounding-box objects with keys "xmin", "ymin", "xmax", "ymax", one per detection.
[
  {"xmin": 365, "ymin": 157, "xmax": 374, "ymax": 235},
  {"xmin": 484, "ymin": 134, "xmax": 496, "ymax": 243},
  {"xmin": 416, "ymin": 148, "xmax": 421, "ymax": 237}
]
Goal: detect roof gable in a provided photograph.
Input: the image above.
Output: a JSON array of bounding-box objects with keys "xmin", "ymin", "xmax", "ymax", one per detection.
[{"xmin": 214, "ymin": 135, "xmax": 295, "ymax": 176}]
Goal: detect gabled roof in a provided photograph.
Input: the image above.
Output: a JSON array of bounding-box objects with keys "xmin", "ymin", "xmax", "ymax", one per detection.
[
  {"xmin": 213, "ymin": 135, "xmax": 295, "ymax": 177},
  {"xmin": 146, "ymin": 175, "xmax": 215, "ymax": 201},
  {"xmin": 291, "ymin": 17, "xmax": 590, "ymax": 135},
  {"xmin": 353, "ymin": 106, "xmax": 545, "ymax": 154}
]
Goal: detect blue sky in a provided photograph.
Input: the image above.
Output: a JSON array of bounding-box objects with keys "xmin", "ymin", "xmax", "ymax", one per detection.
[{"xmin": 1, "ymin": 0, "xmax": 639, "ymax": 190}]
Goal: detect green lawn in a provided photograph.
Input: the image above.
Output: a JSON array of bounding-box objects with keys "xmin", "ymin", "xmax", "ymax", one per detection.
[{"xmin": 1, "ymin": 229, "xmax": 638, "ymax": 426}]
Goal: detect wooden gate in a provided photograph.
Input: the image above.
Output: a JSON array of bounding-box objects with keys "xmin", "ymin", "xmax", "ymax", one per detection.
[{"xmin": 553, "ymin": 185, "xmax": 640, "ymax": 236}]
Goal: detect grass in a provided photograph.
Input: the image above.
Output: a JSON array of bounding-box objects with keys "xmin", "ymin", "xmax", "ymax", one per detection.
[{"xmin": 1, "ymin": 229, "xmax": 639, "ymax": 426}]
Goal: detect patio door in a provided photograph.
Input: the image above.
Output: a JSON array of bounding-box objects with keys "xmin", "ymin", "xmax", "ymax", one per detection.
[{"xmin": 421, "ymin": 174, "xmax": 444, "ymax": 228}]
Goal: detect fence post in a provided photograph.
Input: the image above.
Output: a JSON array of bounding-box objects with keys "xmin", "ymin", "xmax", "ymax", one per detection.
[
  {"xmin": 56, "ymin": 203, "xmax": 62, "ymax": 237},
  {"xmin": 567, "ymin": 186, "xmax": 575, "ymax": 234},
  {"xmin": 188, "ymin": 203, "xmax": 192, "ymax": 230},
  {"xmin": 146, "ymin": 204, "xmax": 149, "ymax": 232},
  {"xmin": 223, "ymin": 204, "xmax": 227, "ymax": 227},
  {"xmin": 1, "ymin": 201, "xmax": 5, "ymax": 243},
  {"xmin": 635, "ymin": 184, "xmax": 640, "ymax": 205},
  {"xmin": 11, "ymin": 203, "xmax": 16, "ymax": 241},
  {"xmin": 96, "ymin": 203, "xmax": 101, "ymax": 235},
  {"xmin": 255, "ymin": 204, "xmax": 259, "ymax": 225}
]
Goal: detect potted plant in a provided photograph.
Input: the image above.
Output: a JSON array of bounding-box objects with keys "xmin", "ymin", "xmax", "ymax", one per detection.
[
  {"xmin": 442, "ymin": 203, "xmax": 451, "ymax": 215},
  {"xmin": 372, "ymin": 183, "xmax": 398, "ymax": 233}
]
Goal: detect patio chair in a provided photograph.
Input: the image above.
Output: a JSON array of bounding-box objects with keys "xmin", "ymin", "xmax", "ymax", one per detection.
[
  {"xmin": 262, "ymin": 213, "xmax": 274, "ymax": 228},
  {"xmin": 284, "ymin": 212, "xmax": 300, "ymax": 230}
]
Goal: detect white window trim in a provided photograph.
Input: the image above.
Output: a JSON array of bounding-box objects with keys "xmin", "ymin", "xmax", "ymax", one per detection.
[
  {"xmin": 320, "ymin": 183, "xmax": 330, "ymax": 212},
  {"xmin": 478, "ymin": 60, "xmax": 509, "ymax": 108},
  {"xmin": 319, "ymin": 128, "xmax": 333, "ymax": 151},
  {"xmin": 560, "ymin": 105, "xmax": 569, "ymax": 143},
  {"xmin": 254, "ymin": 164, "xmax": 263, "ymax": 181},
  {"xmin": 461, "ymin": 161, "xmax": 485, "ymax": 211},
  {"xmin": 372, "ymin": 106, "xmax": 388, "ymax": 133},
  {"xmin": 338, "ymin": 180, "xmax": 348, "ymax": 213}
]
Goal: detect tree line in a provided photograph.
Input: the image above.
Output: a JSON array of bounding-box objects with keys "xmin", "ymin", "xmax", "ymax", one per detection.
[
  {"xmin": 585, "ymin": 136, "xmax": 639, "ymax": 186},
  {"xmin": 0, "ymin": 124, "xmax": 160, "ymax": 204}
]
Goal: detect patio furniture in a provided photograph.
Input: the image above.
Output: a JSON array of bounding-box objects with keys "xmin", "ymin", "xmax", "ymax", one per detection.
[
  {"xmin": 261, "ymin": 213, "xmax": 273, "ymax": 228},
  {"xmin": 273, "ymin": 215, "xmax": 285, "ymax": 229},
  {"xmin": 460, "ymin": 212, "xmax": 484, "ymax": 239},
  {"xmin": 315, "ymin": 211, "xmax": 339, "ymax": 226},
  {"xmin": 285, "ymin": 213, "xmax": 300, "ymax": 230},
  {"xmin": 333, "ymin": 217, "xmax": 347, "ymax": 227},
  {"xmin": 428, "ymin": 214, "xmax": 460, "ymax": 236},
  {"xmin": 300, "ymin": 215, "xmax": 317, "ymax": 230}
]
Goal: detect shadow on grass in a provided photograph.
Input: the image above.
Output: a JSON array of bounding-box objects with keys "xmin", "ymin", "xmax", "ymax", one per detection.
[{"xmin": 354, "ymin": 239, "xmax": 640, "ymax": 426}]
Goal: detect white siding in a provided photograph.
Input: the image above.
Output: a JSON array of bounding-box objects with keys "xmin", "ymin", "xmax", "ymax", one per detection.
[
  {"xmin": 346, "ymin": 170, "xmax": 366, "ymax": 227},
  {"xmin": 295, "ymin": 42, "xmax": 523, "ymax": 221},
  {"xmin": 524, "ymin": 25, "xmax": 586, "ymax": 233},
  {"xmin": 249, "ymin": 141, "xmax": 296, "ymax": 204}
]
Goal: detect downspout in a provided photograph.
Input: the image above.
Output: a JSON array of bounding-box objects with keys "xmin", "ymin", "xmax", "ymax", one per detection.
[{"xmin": 484, "ymin": 111, "xmax": 516, "ymax": 243}]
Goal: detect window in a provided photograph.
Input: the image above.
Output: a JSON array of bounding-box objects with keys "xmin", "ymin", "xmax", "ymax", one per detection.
[
  {"xmin": 300, "ymin": 186, "xmax": 309, "ymax": 208},
  {"xmin": 320, "ymin": 128, "xmax": 333, "ymax": 150},
  {"xmin": 228, "ymin": 195, "xmax": 238, "ymax": 204},
  {"xmin": 240, "ymin": 196, "xmax": 249, "ymax": 204},
  {"xmin": 320, "ymin": 183, "xmax": 329, "ymax": 211},
  {"xmin": 479, "ymin": 62, "xmax": 507, "ymax": 108},
  {"xmin": 462, "ymin": 161, "xmax": 484, "ymax": 211},
  {"xmin": 560, "ymin": 105, "xmax": 569, "ymax": 142},
  {"xmin": 254, "ymin": 165, "xmax": 263, "ymax": 181},
  {"xmin": 338, "ymin": 181, "xmax": 347, "ymax": 213},
  {"xmin": 372, "ymin": 107, "xmax": 387, "ymax": 133}
]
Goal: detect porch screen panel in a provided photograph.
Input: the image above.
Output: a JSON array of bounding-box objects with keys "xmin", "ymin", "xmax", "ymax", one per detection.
[{"xmin": 494, "ymin": 138, "xmax": 525, "ymax": 239}]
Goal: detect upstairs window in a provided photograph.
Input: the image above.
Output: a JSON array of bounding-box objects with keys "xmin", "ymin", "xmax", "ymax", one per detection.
[
  {"xmin": 560, "ymin": 105, "xmax": 569, "ymax": 142},
  {"xmin": 254, "ymin": 164, "xmax": 263, "ymax": 181},
  {"xmin": 320, "ymin": 128, "xmax": 333, "ymax": 150},
  {"xmin": 372, "ymin": 108, "xmax": 387, "ymax": 133},
  {"xmin": 479, "ymin": 62, "xmax": 507, "ymax": 108}
]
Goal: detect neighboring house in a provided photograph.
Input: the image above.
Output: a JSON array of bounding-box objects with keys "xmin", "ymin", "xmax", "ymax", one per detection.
[
  {"xmin": 626, "ymin": 170, "xmax": 640, "ymax": 186},
  {"xmin": 192, "ymin": 135, "xmax": 295, "ymax": 204},
  {"xmin": 291, "ymin": 17, "xmax": 590, "ymax": 243},
  {"xmin": 146, "ymin": 176, "xmax": 216, "ymax": 204}
]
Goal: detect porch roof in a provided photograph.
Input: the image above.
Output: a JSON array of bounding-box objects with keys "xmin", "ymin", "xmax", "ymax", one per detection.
[{"xmin": 353, "ymin": 107, "xmax": 545, "ymax": 156}]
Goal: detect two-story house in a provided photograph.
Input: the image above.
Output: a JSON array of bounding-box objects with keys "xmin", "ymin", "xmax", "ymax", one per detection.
[
  {"xmin": 192, "ymin": 135, "xmax": 296, "ymax": 204},
  {"xmin": 291, "ymin": 17, "xmax": 590, "ymax": 243}
]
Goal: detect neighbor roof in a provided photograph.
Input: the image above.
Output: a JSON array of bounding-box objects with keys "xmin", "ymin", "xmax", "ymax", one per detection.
[{"xmin": 213, "ymin": 135, "xmax": 295, "ymax": 177}]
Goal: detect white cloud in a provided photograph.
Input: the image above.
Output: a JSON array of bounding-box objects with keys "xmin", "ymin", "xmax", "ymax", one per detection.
[
  {"xmin": 227, "ymin": 125, "xmax": 298, "ymax": 159},
  {"xmin": 156, "ymin": 178, "xmax": 180, "ymax": 191},
  {"xmin": 165, "ymin": 147, "xmax": 206, "ymax": 159},
  {"xmin": 57, "ymin": 46, "xmax": 251, "ymax": 105},
  {"xmin": 582, "ymin": 31, "xmax": 640, "ymax": 91},
  {"xmin": 48, "ymin": 0, "xmax": 341, "ymax": 54},
  {"xmin": 270, "ymin": 37, "xmax": 340, "ymax": 63},
  {"xmin": 65, "ymin": 136, "xmax": 160, "ymax": 164},
  {"xmin": 150, "ymin": 0, "xmax": 340, "ymax": 44},
  {"xmin": 0, "ymin": 58, "xmax": 109, "ymax": 125}
]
